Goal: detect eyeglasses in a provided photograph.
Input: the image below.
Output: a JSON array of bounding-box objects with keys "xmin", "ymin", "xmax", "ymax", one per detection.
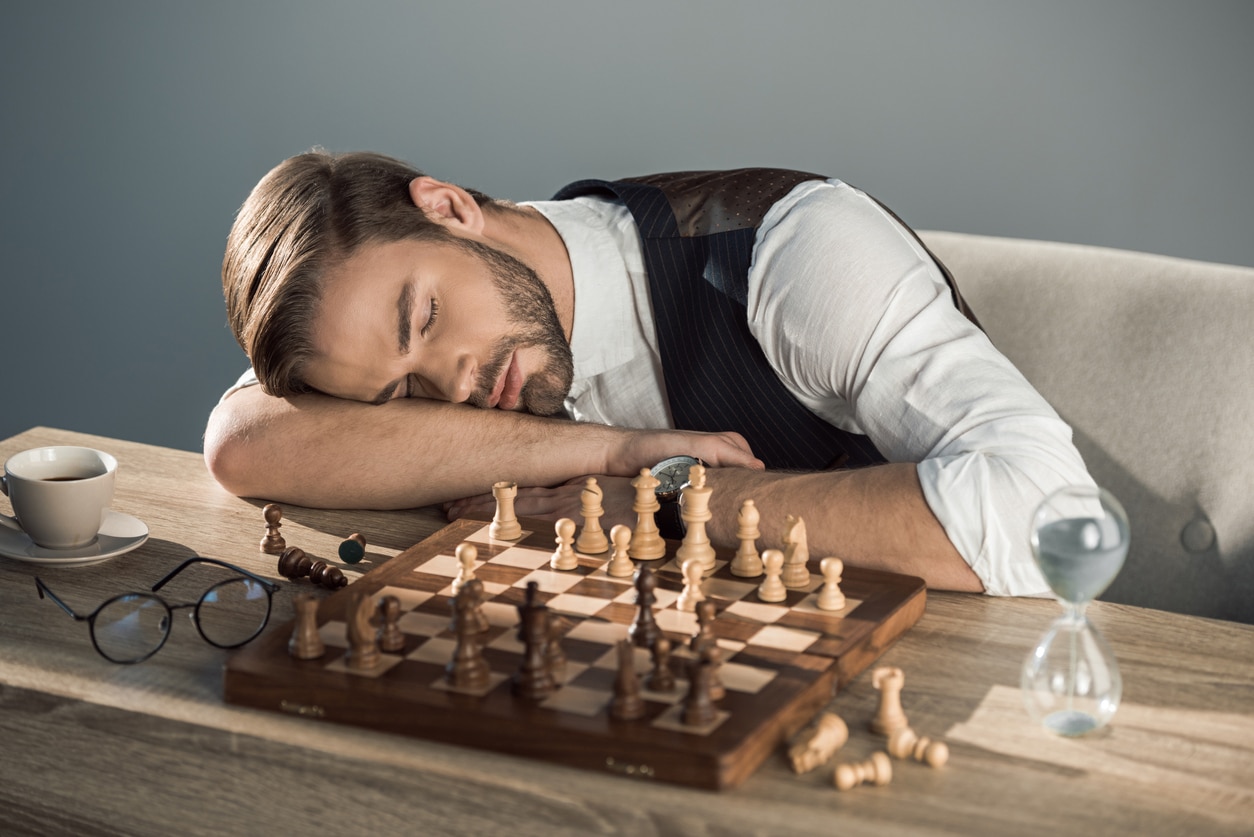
[{"xmin": 36, "ymin": 557, "xmax": 280, "ymax": 664}]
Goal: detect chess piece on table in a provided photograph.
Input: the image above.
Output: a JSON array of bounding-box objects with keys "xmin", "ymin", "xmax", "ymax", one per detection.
[
  {"xmin": 729, "ymin": 499, "xmax": 764, "ymax": 578},
  {"xmin": 757, "ymin": 549, "xmax": 787, "ymax": 603},
  {"xmin": 261, "ymin": 503, "xmax": 286, "ymax": 554},
  {"xmin": 834, "ymin": 751, "xmax": 893, "ymax": 791},
  {"xmin": 447, "ymin": 583, "xmax": 490, "ymax": 690},
  {"xmin": 675, "ymin": 464, "xmax": 715, "ymax": 576},
  {"xmin": 870, "ymin": 666, "xmax": 909, "ymax": 736},
  {"xmin": 609, "ymin": 639, "xmax": 646, "ymax": 721},
  {"xmin": 278, "ymin": 547, "xmax": 347, "ymax": 590},
  {"xmin": 462, "ymin": 577, "xmax": 490, "ymax": 635},
  {"xmin": 682, "ymin": 653, "xmax": 718, "ymax": 728},
  {"xmin": 513, "ymin": 581, "xmax": 556, "ymax": 700},
  {"xmin": 452, "ymin": 542, "xmax": 478, "ymax": 594},
  {"xmin": 605, "ymin": 524, "xmax": 635, "ymax": 578},
  {"xmin": 489, "ymin": 480, "xmax": 523, "ymax": 540},
  {"xmin": 627, "ymin": 468, "xmax": 665, "ymax": 561},
  {"xmin": 788, "ymin": 712, "xmax": 849, "ymax": 773},
  {"xmin": 676, "ymin": 558, "xmax": 706, "ymax": 613},
  {"xmin": 345, "ymin": 591, "xmax": 381, "ymax": 672},
  {"xmin": 816, "ymin": 557, "xmax": 847, "ymax": 611},
  {"xmin": 288, "ymin": 593, "xmax": 325, "ymax": 660},
  {"xmin": 575, "ymin": 478, "xmax": 609, "ymax": 554},
  {"xmin": 545, "ymin": 615, "xmax": 568, "ymax": 684},
  {"xmin": 376, "ymin": 594, "xmax": 405, "ymax": 653},
  {"xmin": 338, "ymin": 532, "xmax": 367, "ymax": 564},
  {"xmin": 646, "ymin": 636, "xmax": 676, "ymax": 693},
  {"xmin": 628, "ymin": 566, "xmax": 661, "ymax": 649},
  {"xmin": 691, "ymin": 602, "xmax": 725, "ymax": 701},
  {"xmin": 781, "ymin": 514, "xmax": 811, "ymax": 588},
  {"xmin": 550, "ymin": 518, "xmax": 579, "ymax": 570},
  {"xmin": 887, "ymin": 727, "xmax": 949, "ymax": 768}
]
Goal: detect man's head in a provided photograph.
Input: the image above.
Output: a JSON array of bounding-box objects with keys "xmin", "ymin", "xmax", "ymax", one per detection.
[{"xmin": 222, "ymin": 149, "xmax": 573, "ymax": 414}]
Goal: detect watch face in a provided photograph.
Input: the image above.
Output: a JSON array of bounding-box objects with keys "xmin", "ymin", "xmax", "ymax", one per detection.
[{"xmin": 653, "ymin": 455, "xmax": 701, "ymax": 495}]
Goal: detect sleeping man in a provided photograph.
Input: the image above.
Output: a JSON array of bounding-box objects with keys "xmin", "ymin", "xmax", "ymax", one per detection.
[{"xmin": 205, "ymin": 149, "xmax": 1093, "ymax": 595}]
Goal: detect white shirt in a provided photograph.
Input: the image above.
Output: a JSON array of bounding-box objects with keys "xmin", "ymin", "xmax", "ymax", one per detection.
[{"xmin": 529, "ymin": 180, "xmax": 1092, "ymax": 596}]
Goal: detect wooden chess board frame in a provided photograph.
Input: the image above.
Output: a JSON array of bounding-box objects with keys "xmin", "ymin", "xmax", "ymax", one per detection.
[{"xmin": 224, "ymin": 517, "xmax": 926, "ymax": 790}]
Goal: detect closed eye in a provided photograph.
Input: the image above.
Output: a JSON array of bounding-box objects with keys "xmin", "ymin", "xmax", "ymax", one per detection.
[{"xmin": 421, "ymin": 299, "xmax": 440, "ymax": 338}]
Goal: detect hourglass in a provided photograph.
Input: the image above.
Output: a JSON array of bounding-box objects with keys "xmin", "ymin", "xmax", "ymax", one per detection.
[{"xmin": 1021, "ymin": 485, "xmax": 1130, "ymax": 736}]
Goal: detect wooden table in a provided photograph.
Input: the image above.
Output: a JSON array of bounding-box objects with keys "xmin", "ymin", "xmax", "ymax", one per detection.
[{"xmin": 2, "ymin": 427, "xmax": 1251, "ymax": 836}]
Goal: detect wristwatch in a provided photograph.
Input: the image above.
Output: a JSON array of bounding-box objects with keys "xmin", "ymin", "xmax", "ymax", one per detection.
[{"xmin": 652, "ymin": 455, "xmax": 703, "ymax": 540}]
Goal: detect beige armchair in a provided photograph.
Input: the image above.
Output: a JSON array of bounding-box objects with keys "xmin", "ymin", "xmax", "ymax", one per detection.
[{"xmin": 922, "ymin": 231, "xmax": 1254, "ymax": 624}]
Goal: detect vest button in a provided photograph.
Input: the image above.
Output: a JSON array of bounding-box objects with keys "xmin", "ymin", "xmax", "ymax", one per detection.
[{"xmin": 1180, "ymin": 517, "xmax": 1216, "ymax": 553}]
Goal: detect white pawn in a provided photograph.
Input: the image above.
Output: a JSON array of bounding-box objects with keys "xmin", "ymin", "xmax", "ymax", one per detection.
[
  {"xmin": 575, "ymin": 478, "xmax": 609, "ymax": 554},
  {"xmin": 605, "ymin": 524, "xmax": 635, "ymax": 578},
  {"xmin": 757, "ymin": 549, "xmax": 787, "ymax": 603},
  {"xmin": 816, "ymin": 556, "xmax": 847, "ymax": 611},
  {"xmin": 550, "ymin": 518, "xmax": 579, "ymax": 570},
  {"xmin": 452, "ymin": 542, "xmax": 478, "ymax": 594},
  {"xmin": 729, "ymin": 499, "xmax": 764, "ymax": 578},
  {"xmin": 490, "ymin": 480, "xmax": 522, "ymax": 540},
  {"xmin": 676, "ymin": 558, "xmax": 706, "ymax": 613}
]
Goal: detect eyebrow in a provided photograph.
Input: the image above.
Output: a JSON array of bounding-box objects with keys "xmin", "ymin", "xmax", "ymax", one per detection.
[{"xmin": 397, "ymin": 281, "xmax": 415, "ymax": 355}]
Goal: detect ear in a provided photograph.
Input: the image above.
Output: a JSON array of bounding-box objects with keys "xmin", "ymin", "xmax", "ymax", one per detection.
[{"xmin": 408, "ymin": 176, "xmax": 486, "ymax": 235}]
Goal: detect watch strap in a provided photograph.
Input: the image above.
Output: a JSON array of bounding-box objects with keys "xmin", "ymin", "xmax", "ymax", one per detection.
[{"xmin": 656, "ymin": 496, "xmax": 686, "ymax": 541}]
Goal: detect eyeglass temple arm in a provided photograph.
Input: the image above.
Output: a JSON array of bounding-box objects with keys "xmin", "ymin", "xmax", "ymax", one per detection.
[
  {"xmin": 150, "ymin": 556, "xmax": 281, "ymax": 593},
  {"xmin": 34, "ymin": 577, "xmax": 89, "ymax": 621}
]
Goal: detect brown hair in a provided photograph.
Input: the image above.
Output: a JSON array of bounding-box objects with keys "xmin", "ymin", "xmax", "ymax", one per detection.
[{"xmin": 222, "ymin": 149, "xmax": 494, "ymax": 397}]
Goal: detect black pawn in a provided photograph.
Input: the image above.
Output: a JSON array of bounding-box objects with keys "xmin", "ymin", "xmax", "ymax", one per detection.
[{"xmin": 628, "ymin": 566, "xmax": 660, "ymax": 648}]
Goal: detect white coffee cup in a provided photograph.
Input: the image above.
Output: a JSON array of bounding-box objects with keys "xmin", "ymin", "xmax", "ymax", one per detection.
[{"xmin": 0, "ymin": 446, "xmax": 117, "ymax": 549}]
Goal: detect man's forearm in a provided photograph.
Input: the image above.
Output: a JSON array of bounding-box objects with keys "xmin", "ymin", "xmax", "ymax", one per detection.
[{"xmin": 701, "ymin": 463, "xmax": 984, "ymax": 592}]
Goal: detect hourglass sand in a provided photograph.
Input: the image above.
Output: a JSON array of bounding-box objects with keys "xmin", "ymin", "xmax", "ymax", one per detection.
[{"xmin": 1021, "ymin": 485, "xmax": 1130, "ymax": 736}]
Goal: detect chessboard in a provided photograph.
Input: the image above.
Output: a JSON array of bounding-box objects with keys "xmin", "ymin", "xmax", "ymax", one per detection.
[{"xmin": 223, "ymin": 516, "xmax": 925, "ymax": 790}]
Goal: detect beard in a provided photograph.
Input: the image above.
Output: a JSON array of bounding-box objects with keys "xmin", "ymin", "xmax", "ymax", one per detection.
[{"xmin": 450, "ymin": 238, "xmax": 574, "ymax": 416}]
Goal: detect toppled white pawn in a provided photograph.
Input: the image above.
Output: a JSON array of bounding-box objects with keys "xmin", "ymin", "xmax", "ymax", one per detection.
[
  {"xmin": 887, "ymin": 727, "xmax": 949, "ymax": 768},
  {"xmin": 834, "ymin": 751, "xmax": 893, "ymax": 791}
]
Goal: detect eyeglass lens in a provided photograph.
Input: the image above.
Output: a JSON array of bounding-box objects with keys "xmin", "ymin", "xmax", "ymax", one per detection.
[
  {"xmin": 196, "ymin": 577, "xmax": 272, "ymax": 647},
  {"xmin": 93, "ymin": 594, "xmax": 170, "ymax": 663}
]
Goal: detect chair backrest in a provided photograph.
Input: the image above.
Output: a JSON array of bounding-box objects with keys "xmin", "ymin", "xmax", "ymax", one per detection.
[{"xmin": 922, "ymin": 231, "xmax": 1254, "ymax": 623}]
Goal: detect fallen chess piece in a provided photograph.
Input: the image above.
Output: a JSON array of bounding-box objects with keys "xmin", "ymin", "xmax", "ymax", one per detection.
[
  {"xmin": 887, "ymin": 727, "xmax": 949, "ymax": 768},
  {"xmin": 788, "ymin": 712, "xmax": 849, "ymax": 774},
  {"xmin": 277, "ymin": 547, "xmax": 348, "ymax": 590},
  {"xmin": 833, "ymin": 751, "xmax": 893, "ymax": 791},
  {"xmin": 338, "ymin": 532, "xmax": 367, "ymax": 564}
]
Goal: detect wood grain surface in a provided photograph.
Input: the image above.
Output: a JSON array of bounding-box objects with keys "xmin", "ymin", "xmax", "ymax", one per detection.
[{"xmin": 2, "ymin": 427, "xmax": 1253, "ymax": 836}]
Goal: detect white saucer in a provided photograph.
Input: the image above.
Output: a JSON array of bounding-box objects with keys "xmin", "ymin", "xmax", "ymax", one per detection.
[{"xmin": 0, "ymin": 510, "xmax": 149, "ymax": 567}]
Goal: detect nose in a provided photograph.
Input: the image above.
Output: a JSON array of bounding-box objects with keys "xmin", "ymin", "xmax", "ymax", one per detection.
[{"xmin": 418, "ymin": 352, "xmax": 476, "ymax": 404}]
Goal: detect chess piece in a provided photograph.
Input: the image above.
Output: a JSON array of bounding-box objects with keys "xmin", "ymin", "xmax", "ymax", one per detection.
[
  {"xmin": 627, "ymin": 468, "xmax": 665, "ymax": 561},
  {"xmin": 788, "ymin": 712, "xmax": 849, "ymax": 773},
  {"xmin": 513, "ymin": 581, "xmax": 556, "ymax": 700},
  {"xmin": 604, "ymin": 524, "xmax": 635, "ymax": 578},
  {"xmin": 833, "ymin": 752, "xmax": 893, "ymax": 791},
  {"xmin": 550, "ymin": 518, "xmax": 579, "ymax": 570},
  {"xmin": 260, "ymin": 503, "xmax": 286, "ymax": 554},
  {"xmin": 781, "ymin": 514, "xmax": 811, "ymax": 588},
  {"xmin": 675, "ymin": 464, "xmax": 716, "ymax": 575},
  {"xmin": 816, "ymin": 557, "xmax": 847, "ymax": 611},
  {"xmin": 628, "ymin": 566, "xmax": 661, "ymax": 649},
  {"xmin": 575, "ymin": 478, "xmax": 609, "ymax": 554},
  {"xmin": 676, "ymin": 558, "xmax": 706, "ymax": 613},
  {"xmin": 490, "ymin": 480, "xmax": 522, "ymax": 540},
  {"xmin": 375, "ymin": 594, "xmax": 405, "ymax": 653},
  {"xmin": 278, "ymin": 547, "xmax": 348, "ymax": 590},
  {"xmin": 682, "ymin": 654, "xmax": 717, "ymax": 727},
  {"xmin": 288, "ymin": 593, "xmax": 325, "ymax": 660},
  {"xmin": 609, "ymin": 639, "xmax": 646, "ymax": 721},
  {"xmin": 757, "ymin": 549, "xmax": 787, "ymax": 603},
  {"xmin": 545, "ymin": 615, "xmax": 568, "ymax": 684},
  {"xmin": 452, "ymin": 542, "xmax": 478, "ymax": 594},
  {"xmin": 447, "ymin": 583, "xmax": 490, "ymax": 690},
  {"xmin": 463, "ymin": 577, "xmax": 490, "ymax": 635},
  {"xmin": 338, "ymin": 532, "xmax": 367, "ymax": 564},
  {"xmin": 729, "ymin": 499, "xmax": 764, "ymax": 578},
  {"xmin": 646, "ymin": 636, "xmax": 676, "ymax": 692},
  {"xmin": 345, "ymin": 591, "xmax": 381, "ymax": 672},
  {"xmin": 887, "ymin": 727, "xmax": 949, "ymax": 768},
  {"xmin": 870, "ymin": 666, "xmax": 909, "ymax": 736},
  {"xmin": 691, "ymin": 601, "xmax": 724, "ymax": 701}
]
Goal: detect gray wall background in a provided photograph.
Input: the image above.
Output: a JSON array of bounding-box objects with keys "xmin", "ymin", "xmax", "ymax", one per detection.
[{"xmin": 3, "ymin": 1, "xmax": 1252, "ymax": 454}]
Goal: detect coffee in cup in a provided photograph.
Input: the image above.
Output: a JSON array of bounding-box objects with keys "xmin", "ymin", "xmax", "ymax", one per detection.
[{"xmin": 0, "ymin": 446, "xmax": 117, "ymax": 549}]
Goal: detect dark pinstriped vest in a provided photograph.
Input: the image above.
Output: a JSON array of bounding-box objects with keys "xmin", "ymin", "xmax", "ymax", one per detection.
[{"xmin": 552, "ymin": 169, "xmax": 978, "ymax": 472}]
